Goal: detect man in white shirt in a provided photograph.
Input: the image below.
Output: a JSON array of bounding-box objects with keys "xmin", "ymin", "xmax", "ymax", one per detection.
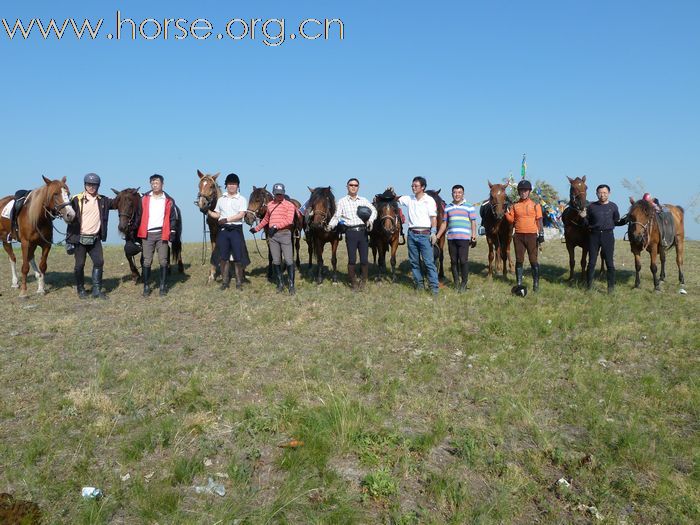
[
  {"xmin": 327, "ymin": 178, "xmax": 377, "ymax": 290},
  {"xmin": 207, "ymin": 173, "xmax": 247, "ymax": 290},
  {"xmin": 398, "ymin": 176, "xmax": 439, "ymax": 295}
]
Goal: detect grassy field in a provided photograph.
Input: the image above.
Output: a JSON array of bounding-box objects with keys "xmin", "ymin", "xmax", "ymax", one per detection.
[{"xmin": 0, "ymin": 237, "xmax": 698, "ymax": 524}]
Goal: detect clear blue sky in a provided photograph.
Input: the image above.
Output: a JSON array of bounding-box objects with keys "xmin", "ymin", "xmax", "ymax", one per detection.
[{"xmin": 2, "ymin": 0, "xmax": 698, "ymax": 241}]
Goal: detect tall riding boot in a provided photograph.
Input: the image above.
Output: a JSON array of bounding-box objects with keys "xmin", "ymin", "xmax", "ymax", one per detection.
[
  {"xmin": 287, "ymin": 264, "xmax": 296, "ymax": 295},
  {"xmin": 532, "ymin": 264, "xmax": 540, "ymax": 292},
  {"xmin": 159, "ymin": 266, "xmax": 168, "ymax": 296},
  {"xmin": 451, "ymin": 265, "xmax": 460, "ymax": 290},
  {"xmin": 91, "ymin": 268, "xmax": 107, "ymax": 299},
  {"xmin": 274, "ymin": 265, "xmax": 285, "ymax": 293},
  {"xmin": 142, "ymin": 266, "xmax": 151, "ymax": 297},
  {"xmin": 220, "ymin": 260, "xmax": 230, "ymax": 290},
  {"xmin": 607, "ymin": 270, "xmax": 615, "ymax": 294},
  {"xmin": 348, "ymin": 264, "xmax": 358, "ymax": 291},
  {"xmin": 75, "ymin": 269, "xmax": 87, "ymax": 299},
  {"xmin": 360, "ymin": 264, "xmax": 369, "ymax": 290},
  {"xmin": 234, "ymin": 263, "xmax": 244, "ymax": 290},
  {"xmin": 460, "ymin": 262, "xmax": 469, "ymax": 292},
  {"xmin": 515, "ymin": 263, "xmax": 524, "ymax": 287}
]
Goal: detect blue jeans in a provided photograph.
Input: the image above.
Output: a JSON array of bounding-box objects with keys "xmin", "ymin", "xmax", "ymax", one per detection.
[{"xmin": 407, "ymin": 230, "xmax": 439, "ymax": 292}]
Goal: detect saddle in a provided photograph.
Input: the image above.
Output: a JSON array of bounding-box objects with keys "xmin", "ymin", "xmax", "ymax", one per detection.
[
  {"xmin": 8, "ymin": 190, "xmax": 30, "ymax": 241},
  {"xmin": 656, "ymin": 209, "xmax": 675, "ymax": 248}
]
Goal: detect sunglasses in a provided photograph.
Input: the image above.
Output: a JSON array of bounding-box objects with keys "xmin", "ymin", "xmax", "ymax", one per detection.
[{"xmin": 348, "ymin": 183, "xmax": 359, "ymax": 187}]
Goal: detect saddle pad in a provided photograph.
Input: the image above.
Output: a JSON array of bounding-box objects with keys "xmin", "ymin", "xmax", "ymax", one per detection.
[
  {"xmin": 1, "ymin": 200, "xmax": 14, "ymax": 220},
  {"xmin": 657, "ymin": 211, "xmax": 675, "ymax": 248}
]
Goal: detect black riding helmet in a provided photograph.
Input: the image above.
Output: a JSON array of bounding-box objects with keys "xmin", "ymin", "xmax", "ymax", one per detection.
[
  {"xmin": 124, "ymin": 240, "xmax": 142, "ymax": 257},
  {"xmin": 517, "ymin": 180, "xmax": 532, "ymax": 191},
  {"xmin": 84, "ymin": 173, "xmax": 101, "ymax": 186},
  {"xmin": 225, "ymin": 173, "xmax": 240, "ymax": 186},
  {"xmin": 356, "ymin": 205, "xmax": 372, "ymax": 223}
]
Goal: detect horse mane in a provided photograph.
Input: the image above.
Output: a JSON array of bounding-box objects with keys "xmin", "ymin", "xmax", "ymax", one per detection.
[
  {"xmin": 26, "ymin": 183, "xmax": 50, "ymax": 229},
  {"xmin": 309, "ymin": 187, "xmax": 336, "ymax": 216},
  {"xmin": 629, "ymin": 199, "xmax": 654, "ymax": 217}
]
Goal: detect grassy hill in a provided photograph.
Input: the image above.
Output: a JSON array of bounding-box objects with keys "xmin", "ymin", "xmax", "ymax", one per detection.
[{"xmin": 1, "ymin": 239, "xmax": 698, "ymax": 524}]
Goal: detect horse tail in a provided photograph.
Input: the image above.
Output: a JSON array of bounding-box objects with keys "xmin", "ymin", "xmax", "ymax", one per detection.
[{"xmin": 171, "ymin": 237, "xmax": 182, "ymax": 265}]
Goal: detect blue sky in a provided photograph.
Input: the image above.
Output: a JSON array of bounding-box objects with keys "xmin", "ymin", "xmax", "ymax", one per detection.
[{"xmin": 1, "ymin": 0, "xmax": 698, "ymax": 240}]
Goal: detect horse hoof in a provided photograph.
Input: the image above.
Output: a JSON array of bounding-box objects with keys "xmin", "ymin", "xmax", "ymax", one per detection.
[{"xmin": 11, "ymin": 283, "xmax": 19, "ymax": 289}]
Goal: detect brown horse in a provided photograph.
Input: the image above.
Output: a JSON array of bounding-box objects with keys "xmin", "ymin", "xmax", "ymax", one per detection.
[
  {"xmin": 245, "ymin": 186, "xmax": 303, "ymax": 278},
  {"xmin": 481, "ymin": 182, "xmax": 514, "ymax": 278},
  {"xmin": 0, "ymin": 176, "xmax": 76, "ymax": 296},
  {"xmin": 627, "ymin": 198, "xmax": 685, "ymax": 291},
  {"xmin": 195, "ymin": 170, "xmax": 222, "ymax": 283},
  {"xmin": 111, "ymin": 187, "xmax": 142, "ymax": 282},
  {"xmin": 305, "ymin": 186, "xmax": 340, "ymax": 284},
  {"xmin": 426, "ymin": 189, "xmax": 446, "ymax": 280},
  {"xmin": 370, "ymin": 188, "xmax": 403, "ymax": 281}
]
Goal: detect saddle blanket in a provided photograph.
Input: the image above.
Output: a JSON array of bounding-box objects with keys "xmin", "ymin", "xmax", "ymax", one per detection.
[
  {"xmin": 1, "ymin": 200, "xmax": 14, "ymax": 220},
  {"xmin": 657, "ymin": 210, "xmax": 675, "ymax": 248}
]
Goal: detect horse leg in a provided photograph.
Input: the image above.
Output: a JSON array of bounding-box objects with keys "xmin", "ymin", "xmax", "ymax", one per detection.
[
  {"xmin": 566, "ymin": 243, "xmax": 575, "ymax": 281},
  {"xmin": 315, "ymin": 241, "xmax": 324, "ymax": 284},
  {"xmin": 649, "ymin": 246, "xmax": 660, "ymax": 291},
  {"xmin": 487, "ymin": 242, "xmax": 494, "ymax": 278},
  {"xmin": 2, "ymin": 241, "xmax": 19, "ymax": 288},
  {"xmin": 377, "ymin": 246, "xmax": 386, "ymax": 280},
  {"xmin": 36, "ymin": 244, "xmax": 50, "ymax": 295},
  {"xmin": 659, "ymin": 248, "xmax": 666, "ymax": 282},
  {"xmin": 127, "ymin": 255, "xmax": 140, "ymax": 282},
  {"xmin": 330, "ymin": 240, "xmax": 338, "ymax": 283},
  {"xmin": 390, "ymin": 242, "xmax": 398, "ymax": 283},
  {"xmin": 30, "ymin": 258, "xmax": 40, "ymax": 280},
  {"xmin": 633, "ymin": 250, "xmax": 641, "ymax": 288},
  {"xmin": 19, "ymin": 241, "xmax": 32, "ymax": 297},
  {"xmin": 580, "ymin": 246, "xmax": 588, "ymax": 282},
  {"xmin": 676, "ymin": 238, "xmax": 685, "ymax": 285}
]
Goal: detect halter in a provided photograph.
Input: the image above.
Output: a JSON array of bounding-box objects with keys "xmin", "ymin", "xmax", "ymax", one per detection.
[
  {"xmin": 307, "ymin": 193, "xmax": 333, "ymax": 226},
  {"xmin": 628, "ymin": 209, "xmax": 654, "ymax": 251},
  {"xmin": 377, "ymin": 201, "xmax": 399, "ymax": 235},
  {"xmin": 117, "ymin": 194, "xmax": 139, "ymax": 235},
  {"xmin": 195, "ymin": 177, "xmax": 220, "ymax": 213},
  {"xmin": 488, "ymin": 194, "xmax": 508, "ymax": 219},
  {"xmin": 569, "ymin": 183, "xmax": 587, "ymax": 212}
]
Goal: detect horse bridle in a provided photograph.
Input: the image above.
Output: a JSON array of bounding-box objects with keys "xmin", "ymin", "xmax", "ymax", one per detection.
[
  {"xmin": 569, "ymin": 184, "xmax": 587, "ymax": 212},
  {"xmin": 307, "ymin": 195, "xmax": 332, "ymax": 226},
  {"xmin": 628, "ymin": 212, "xmax": 653, "ymax": 251},
  {"xmin": 488, "ymin": 195, "xmax": 509, "ymax": 219},
  {"xmin": 195, "ymin": 178, "xmax": 218, "ymax": 213},
  {"xmin": 377, "ymin": 202, "xmax": 399, "ymax": 234},
  {"xmin": 42, "ymin": 188, "xmax": 72, "ymax": 220},
  {"xmin": 245, "ymin": 192, "xmax": 270, "ymax": 223},
  {"xmin": 117, "ymin": 195, "xmax": 139, "ymax": 234}
]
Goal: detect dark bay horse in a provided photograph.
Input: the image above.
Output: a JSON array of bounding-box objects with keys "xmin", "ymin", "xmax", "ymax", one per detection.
[
  {"xmin": 370, "ymin": 188, "xmax": 403, "ymax": 281},
  {"xmin": 305, "ymin": 186, "xmax": 340, "ymax": 284},
  {"xmin": 111, "ymin": 187, "xmax": 142, "ymax": 282},
  {"xmin": 195, "ymin": 170, "xmax": 222, "ymax": 283},
  {"xmin": 561, "ymin": 176, "xmax": 590, "ymax": 280},
  {"xmin": 245, "ymin": 186, "xmax": 303, "ymax": 278},
  {"xmin": 627, "ymin": 198, "xmax": 685, "ymax": 291},
  {"xmin": 0, "ymin": 176, "xmax": 76, "ymax": 296},
  {"xmin": 481, "ymin": 182, "xmax": 513, "ymax": 278},
  {"xmin": 425, "ymin": 189, "xmax": 446, "ymax": 280}
]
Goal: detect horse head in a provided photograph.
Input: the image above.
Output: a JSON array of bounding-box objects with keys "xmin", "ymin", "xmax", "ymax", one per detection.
[
  {"xmin": 245, "ymin": 185, "xmax": 271, "ymax": 226},
  {"xmin": 111, "ymin": 187, "xmax": 141, "ymax": 238},
  {"xmin": 42, "ymin": 175, "xmax": 75, "ymax": 223},
  {"xmin": 567, "ymin": 175, "xmax": 587, "ymax": 211},
  {"xmin": 306, "ymin": 186, "xmax": 335, "ymax": 230},
  {"xmin": 196, "ymin": 170, "xmax": 220, "ymax": 213},
  {"xmin": 487, "ymin": 181, "xmax": 509, "ymax": 220},
  {"xmin": 627, "ymin": 197, "xmax": 654, "ymax": 247}
]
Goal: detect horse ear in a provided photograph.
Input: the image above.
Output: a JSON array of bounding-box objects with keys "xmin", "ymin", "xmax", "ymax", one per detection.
[
  {"xmin": 42, "ymin": 175, "xmax": 51, "ymax": 185},
  {"xmin": 112, "ymin": 188, "xmax": 119, "ymax": 195},
  {"xmin": 629, "ymin": 196, "xmax": 635, "ymax": 205},
  {"xmin": 488, "ymin": 180, "xmax": 493, "ymax": 188},
  {"xmin": 61, "ymin": 176, "xmax": 67, "ymax": 183},
  {"xmin": 308, "ymin": 186, "xmax": 313, "ymax": 193},
  {"xmin": 252, "ymin": 185, "xmax": 257, "ymax": 190},
  {"xmin": 197, "ymin": 170, "xmax": 204, "ymax": 179},
  {"xmin": 567, "ymin": 176, "xmax": 574, "ymax": 183},
  {"xmin": 582, "ymin": 175, "xmax": 586, "ymax": 183},
  {"xmin": 213, "ymin": 173, "xmax": 220, "ymax": 180},
  {"xmin": 263, "ymin": 184, "xmax": 267, "ymax": 190},
  {"xmin": 436, "ymin": 188, "xmax": 441, "ymax": 195},
  {"xmin": 135, "ymin": 186, "xmax": 140, "ymax": 193}
]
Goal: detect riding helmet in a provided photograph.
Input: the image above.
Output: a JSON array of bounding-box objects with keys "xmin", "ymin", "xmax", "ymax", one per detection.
[
  {"xmin": 225, "ymin": 173, "xmax": 240, "ymax": 186},
  {"xmin": 124, "ymin": 240, "xmax": 142, "ymax": 257},
  {"xmin": 356, "ymin": 205, "xmax": 372, "ymax": 223},
  {"xmin": 84, "ymin": 173, "xmax": 101, "ymax": 186},
  {"xmin": 511, "ymin": 284, "xmax": 528, "ymax": 297},
  {"xmin": 272, "ymin": 183, "xmax": 285, "ymax": 195},
  {"xmin": 517, "ymin": 180, "xmax": 532, "ymax": 191}
]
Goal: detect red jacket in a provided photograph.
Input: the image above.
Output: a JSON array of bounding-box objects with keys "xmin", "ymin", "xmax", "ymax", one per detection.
[{"xmin": 137, "ymin": 192, "xmax": 175, "ymax": 241}]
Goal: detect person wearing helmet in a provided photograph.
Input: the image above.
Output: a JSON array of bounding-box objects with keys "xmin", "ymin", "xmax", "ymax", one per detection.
[
  {"xmin": 642, "ymin": 192, "xmax": 662, "ymax": 212},
  {"xmin": 326, "ymin": 178, "xmax": 377, "ymax": 290},
  {"xmin": 505, "ymin": 179, "xmax": 544, "ymax": 291},
  {"xmin": 205, "ymin": 173, "xmax": 247, "ymax": 290},
  {"xmin": 135, "ymin": 174, "xmax": 178, "ymax": 297},
  {"xmin": 66, "ymin": 173, "xmax": 115, "ymax": 299},
  {"xmin": 250, "ymin": 182, "xmax": 300, "ymax": 294},
  {"xmin": 436, "ymin": 184, "xmax": 478, "ymax": 292}
]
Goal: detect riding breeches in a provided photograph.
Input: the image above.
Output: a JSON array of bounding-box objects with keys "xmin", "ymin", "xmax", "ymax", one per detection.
[
  {"xmin": 269, "ymin": 229, "xmax": 293, "ymax": 266},
  {"xmin": 74, "ymin": 239, "xmax": 104, "ymax": 271},
  {"xmin": 345, "ymin": 229, "xmax": 369, "ymax": 265},
  {"xmin": 447, "ymin": 239, "xmax": 470, "ymax": 265},
  {"xmin": 587, "ymin": 230, "xmax": 615, "ymax": 281},
  {"xmin": 141, "ymin": 230, "xmax": 169, "ymax": 268},
  {"xmin": 513, "ymin": 233, "xmax": 538, "ymax": 266}
]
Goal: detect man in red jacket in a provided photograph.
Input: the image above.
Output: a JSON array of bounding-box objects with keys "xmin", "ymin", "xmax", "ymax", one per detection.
[{"xmin": 136, "ymin": 174, "xmax": 177, "ymax": 297}]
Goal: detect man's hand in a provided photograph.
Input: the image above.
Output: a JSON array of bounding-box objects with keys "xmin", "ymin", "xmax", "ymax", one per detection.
[
  {"xmin": 366, "ymin": 221, "xmax": 373, "ymax": 232},
  {"xmin": 579, "ymin": 209, "xmax": 587, "ymax": 218},
  {"xmin": 218, "ymin": 216, "xmax": 227, "ymax": 224},
  {"xmin": 537, "ymin": 232, "xmax": 545, "ymax": 245},
  {"xmin": 324, "ymin": 224, "xmax": 333, "ymax": 232},
  {"xmin": 430, "ymin": 233, "xmax": 438, "ymax": 245},
  {"xmin": 249, "ymin": 227, "xmax": 256, "ymax": 234},
  {"xmin": 470, "ymin": 237, "xmax": 477, "ymax": 248}
]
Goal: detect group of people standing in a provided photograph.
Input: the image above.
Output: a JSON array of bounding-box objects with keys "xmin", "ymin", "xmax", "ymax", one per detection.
[{"xmin": 64, "ymin": 171, "xmax": 628, "ymax": 299}]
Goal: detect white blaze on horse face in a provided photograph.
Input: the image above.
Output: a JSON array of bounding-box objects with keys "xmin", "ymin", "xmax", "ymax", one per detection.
[{"xmin": 61, "ymin": 188, "xmax": 76, "ymax": 222}]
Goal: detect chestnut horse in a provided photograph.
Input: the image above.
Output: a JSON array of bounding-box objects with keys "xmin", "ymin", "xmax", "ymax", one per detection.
[
  {"xmin": 111, "ymin": 187, "xmax": 142, "ymax": 282},
  {"xmin": 627, "ymin": 198, "xmax": 685, "ymax": 291},
  {"xmin": 370, "ymin": 188, "xmax": 403, "ymax": 281},
  {"xmin": 426, "ymin": 189, "xmax": 446, "ymax": 280},
  {"xmin": 245, "ymin": 186, "xmax": 303, "ymax": 279},
  {"xmin": 0, "ymin": 176, "xmax": 76, "ymax": 296},
  {"xmin": 305, "ymin": 186, "xmax": 340, "ymax": 284},
  {"xmin": 481, "ymin": 182, "xmax": 514, "ymax": 278},
  {"xmin": 195, "ymin": 170, "xmax": 222, "ymax": 283}
]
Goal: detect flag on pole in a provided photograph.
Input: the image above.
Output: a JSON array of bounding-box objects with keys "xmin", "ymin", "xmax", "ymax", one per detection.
[{"xmin": 520, "ymin": 154, "xmax": 527, "ymax": 179}]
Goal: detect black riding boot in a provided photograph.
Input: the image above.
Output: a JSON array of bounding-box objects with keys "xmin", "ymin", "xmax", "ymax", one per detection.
[
  {"xmin": 348, "ymin": 264, "xmax": 358, "ymax": 291},
  {"xmin": 515, "ymin": 263, "xmax": 524, "ymax": 287},
  {"xmin": 220, "ymin": 261, "xmax": 230, "ymax": 290},
  {"xmin": 75, "ymin": 269, "xmax": 87, "ymax": 299},
  {"xmin": 159, "ymin": 266, "xmax": 168, "ymax": 296},
  {"xmin": 287, "ymin": 264, "xmax": 296, "ymax": 295},
  {"xmin": 234, "ymin": 263, "xmax": 244, "ymax": 290},
  {"xmin": 360, "ymin": 264, "xmax": 369, "ymax": 290},
  {"xmin": 532, "ymin": 264, "xmax": 540, "ymax": 292},
  {"xmin": 142, "ymin": 266, "xmax": 151, "ymax": 297},
  {"xmin": 451, "ymin": 265, "xmax": 460, "ymax": 290},
  {"xmin": 273, "ymin": 265, "xmax": 284, "ymax": 293},
  {"xmin": 460, "ymin": 262, "xmax": 469, "ymax": 292},
  {"xmin": 91, "ymin": 268, "xmax": 107, "ymax": 299}
]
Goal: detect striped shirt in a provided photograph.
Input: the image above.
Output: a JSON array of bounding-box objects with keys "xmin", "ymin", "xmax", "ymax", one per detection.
[
  {"xmin": 253, "ymin": 198, "xmax": 298, "ymax": 232},
  {"xmin": 443, "ymin": 201, "xmax": 477, "ymax": 240},
  {"xmin": 328, "ymin": 195, "xmax": 377, "ymax": 228}
]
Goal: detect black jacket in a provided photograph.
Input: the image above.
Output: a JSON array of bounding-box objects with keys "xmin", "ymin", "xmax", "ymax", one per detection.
[{"xmin": 67, "ymin": 192, "xmax": 114, "ymax": 243}]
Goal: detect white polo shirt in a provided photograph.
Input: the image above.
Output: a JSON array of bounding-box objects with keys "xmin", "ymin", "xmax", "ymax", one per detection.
[
  {"xmin": 398, "ymin": 193, "xmax": 437, "ymax": 229},
  {"xmin": 214, "ymin": 193, "xmax": 248, "ymax": 225},
  {"xmin": 147, "ymin": 193, "xmax": 166, "ymax": 231}
]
